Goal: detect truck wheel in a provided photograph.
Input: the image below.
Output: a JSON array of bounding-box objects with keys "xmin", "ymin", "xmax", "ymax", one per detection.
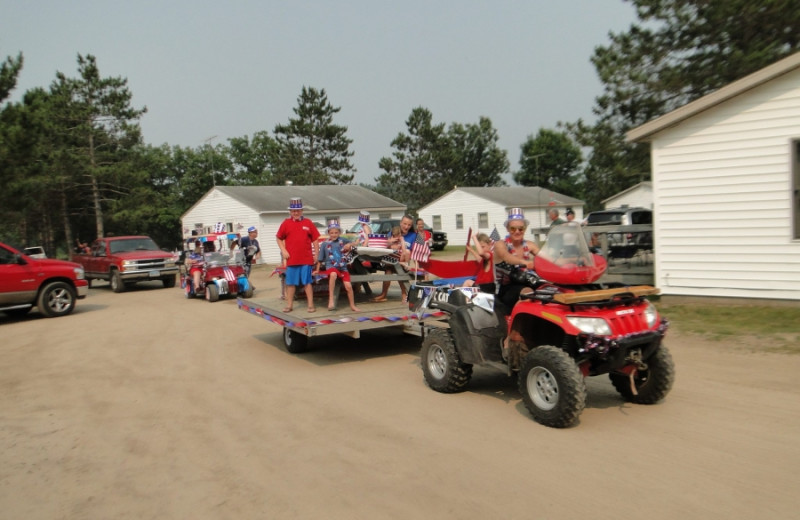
[
  {"xmin": 284, "ymin": 327, "xmax": 309, "ymax": 354},
  {"xmin": 519, "ymin": 345, "xmax": 586, "ymax": 428},
  {"xmin": 110, "ymin": 270, "xmax": 125, "ymax": 293},
  {"xmin": 37, "ymin": 281, "xmax": 77, "ymax": 318},
  {"xmin": 205, "ymin": 283, "xmax": 219, "ymax": 302},
  {"xmin": 162, "ymin": 276, "xmax": 176, "ymax": 288},
  {"xmin": 421, "ymin": 328, "xmax": 473, "ymax": 393},
  {"xmin": 241, "ymin": 287, "xmax": 254, "ymax": 299},
  {"xmin": 610, "ymin": 346, "xmax": 675, "ymax": 404}
]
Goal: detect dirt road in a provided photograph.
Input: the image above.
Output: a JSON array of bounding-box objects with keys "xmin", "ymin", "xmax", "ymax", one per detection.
[{"xmin": 2, "ymin": 265, "xmax": 799, "ymax": 519}]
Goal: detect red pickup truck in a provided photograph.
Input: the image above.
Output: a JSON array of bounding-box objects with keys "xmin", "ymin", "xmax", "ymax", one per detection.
[
  {"xmin": 0, "ymin": 241, "xmax": 89, "ymax": 318},
  {"xmin": 71, "ymin": 236, "xmax": 179, "ymax": 293}
]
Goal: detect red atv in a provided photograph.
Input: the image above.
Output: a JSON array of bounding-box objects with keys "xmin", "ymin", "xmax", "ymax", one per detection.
[
  {"xmin": 409, "ymin": 223, "xmax": 674, "ymax": 428},
  {"xmin": 182, "ymin": 234, "xmax": 254, "ymax": 302}
]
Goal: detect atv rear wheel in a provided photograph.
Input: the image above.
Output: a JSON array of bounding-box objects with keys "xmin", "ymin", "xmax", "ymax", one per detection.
[
  {"xmin": 610, "ymin": 346, "xmax": 675, "ymax": 404},
  {"xmin": 420, "ymin": 328, "xmax": 473, "ymax": 393},
  {"xmin": 519, "ymin": 345, "xmax": 586, "ymax": 428}
]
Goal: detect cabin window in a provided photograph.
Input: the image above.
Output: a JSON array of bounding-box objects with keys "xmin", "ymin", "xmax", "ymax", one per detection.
[
  {"xmin": 478, "ymin": 212, "xmax": 488, "ymax": 228},
  {"xmin": 432, "ymin": 215, "xmax": 442, "ymax": 230},
  {"xmin": 455, "ymin": 214, "xmax": 463, "ymax": 230}
]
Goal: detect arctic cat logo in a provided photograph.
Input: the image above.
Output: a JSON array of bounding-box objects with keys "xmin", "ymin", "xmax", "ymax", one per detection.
[{"xmin": 433, "ymin": 291, "xmax": 451, "ymax": 303}]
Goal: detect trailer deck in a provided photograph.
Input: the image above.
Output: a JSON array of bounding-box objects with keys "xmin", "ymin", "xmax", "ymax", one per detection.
[{"xmin": 237, "ymin": 289, "xmax": 447, "ymax": 353}]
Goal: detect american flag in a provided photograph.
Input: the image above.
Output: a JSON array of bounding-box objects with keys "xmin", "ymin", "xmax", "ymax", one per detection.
[
  {"xmin": 367, "ymin": 234, "xmax": 389, "ymax": 248},
  {"xmin": 410, "ymin": 231, "xmax": 431, "ymax": 263},
  {"xmin": 489, "ymin": 227, "xmax": 500, "ymax": 245},
  {"xmin": 214, "ymin": 222, "xmax": 226, "ymax": 233}
]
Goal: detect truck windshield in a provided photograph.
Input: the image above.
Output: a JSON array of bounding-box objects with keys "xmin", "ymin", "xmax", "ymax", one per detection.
[{"xmin": 109, "ymin": 238, "xmax": 161, "ymax": 253}]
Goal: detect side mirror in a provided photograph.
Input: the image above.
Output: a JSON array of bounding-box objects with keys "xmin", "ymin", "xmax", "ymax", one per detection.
[{"xmin": 14, "ymin": 253, "xmax": 27, "ymax": 265}]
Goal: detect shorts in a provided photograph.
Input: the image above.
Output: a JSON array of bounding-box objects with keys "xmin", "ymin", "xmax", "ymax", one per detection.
[
  {"xmin": 189, "ymin": 266, "xmax": 203, "ymax": 275},
  {"xmin": 285, "ymin": 264, "xmax": 313, "ymax": 286},
  {"xmin": 322, "ymin": 267, "xmax": 351, "ymax": 283}
]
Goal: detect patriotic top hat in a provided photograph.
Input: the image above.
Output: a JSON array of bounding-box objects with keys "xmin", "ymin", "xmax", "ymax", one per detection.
[
  {"xmin": 327, "ymin": 218, "xmax": 341, "ymax": 230},
  {"xmin": 358, "ymin": 210, "xmax": 370, "ymax": 223},
  {"xmin": 288, "ymin": 197, "xmax": 303, "ymax": 210},
  {"xmin": 505, "ymin": 207, "xmax": 529, "ymax": 228}
]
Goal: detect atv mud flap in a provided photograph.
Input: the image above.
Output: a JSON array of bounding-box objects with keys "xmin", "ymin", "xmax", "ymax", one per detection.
[{"xmin": 449, "ymin": 305, "xmax": 506, "ymax": 365}]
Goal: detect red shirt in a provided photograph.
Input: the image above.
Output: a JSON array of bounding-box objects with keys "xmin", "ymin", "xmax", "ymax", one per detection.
[{"xmin": 276, "ymin": 217, "xmax": 320, "ymax": 266}]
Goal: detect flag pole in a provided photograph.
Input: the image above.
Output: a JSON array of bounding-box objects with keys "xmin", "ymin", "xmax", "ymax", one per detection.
[{"xmin": 463, "ymin": 227, "xmax": 473, "ymax": 261}]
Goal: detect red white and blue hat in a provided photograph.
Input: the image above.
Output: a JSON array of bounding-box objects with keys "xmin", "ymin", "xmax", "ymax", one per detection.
[
  {"xmin": 358, "ymin": 210, "xmax": 370, "ymax": 223},
  {"xmin": 247, "ymin": 226, "xmax": 257, "ymax": 233},
  {"xmin": 505, "ymin": 207, "xmax": 529, "ymax": 228},
  {"xmin": 327, "ymin": 218, "xmax": 341, "ymax": 230},
  {"xmin": 288, "ymin": 197, "xmax": 303, "ymax": 210}
]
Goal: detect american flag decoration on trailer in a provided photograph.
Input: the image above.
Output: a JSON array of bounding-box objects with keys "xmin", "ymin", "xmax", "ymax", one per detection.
[
  {"xmin": 411, "ymin": 231, "xmax": 431, "ymax": 263},
  {"xmin": 367, "ymin": 234, "xmax": 389, "ymax": 248}
]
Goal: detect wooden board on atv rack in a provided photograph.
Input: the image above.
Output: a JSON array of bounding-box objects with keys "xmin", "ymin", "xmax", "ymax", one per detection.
[{"xmin": 552, "ymin": 285, "xmax": 660, "ymax": 305}]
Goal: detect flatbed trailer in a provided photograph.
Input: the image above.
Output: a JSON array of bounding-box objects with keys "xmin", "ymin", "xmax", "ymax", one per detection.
[
  {"xmin": 237, "ymin": 294, "xmax": 448, "ymax": 353},
  {"xmin": 242, "ymin": 247, "xmax": 452, "ymax": 352}
]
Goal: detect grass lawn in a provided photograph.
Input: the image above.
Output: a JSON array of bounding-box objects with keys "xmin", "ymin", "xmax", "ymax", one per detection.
[{"xmin": 655, "ymin": 302, "xmax": 800, "ymax": 354}]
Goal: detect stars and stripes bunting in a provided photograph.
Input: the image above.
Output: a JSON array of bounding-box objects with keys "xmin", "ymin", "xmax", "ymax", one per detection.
[{"xmin": 367, "ymin": 234, "xmax": 389, "ymax": 248}]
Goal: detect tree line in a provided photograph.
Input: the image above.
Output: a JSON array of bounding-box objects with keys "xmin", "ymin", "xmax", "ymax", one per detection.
[{"xmin": 2, "ymin": 0, "xmax": 798, "ymax": 257}]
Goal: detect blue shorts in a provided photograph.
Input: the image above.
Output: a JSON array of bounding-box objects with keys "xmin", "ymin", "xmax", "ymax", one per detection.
[{"xmin": 285, "ymin": 265, "xmax": 313, "ymax": 286}]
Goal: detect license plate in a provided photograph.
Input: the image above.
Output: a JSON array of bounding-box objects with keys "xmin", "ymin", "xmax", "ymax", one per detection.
[{"xmin": 149, "ymin": 270, "xmax": 160, "ymax": 277}]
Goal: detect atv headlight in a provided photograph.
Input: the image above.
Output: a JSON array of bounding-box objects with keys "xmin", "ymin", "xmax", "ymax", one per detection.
[
  {"xmin": 567, "ymin": 316, "xmax": 611, "ymax": 336},
  {"xmin": 644, "ymin": 301, "xmax": 658, "ymax": 328},
  {"xmin": 74, "ymin": 267, "xmax": 85, "ymax": 280}
]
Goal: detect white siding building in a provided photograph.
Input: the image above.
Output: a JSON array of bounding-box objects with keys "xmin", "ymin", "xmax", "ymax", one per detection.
[
  {"xmin": 181, "ymin": 185, "xmax": 405, "ymax": 264},
  {"xmin": 628, "ymin": 52, "xmax": 800, "ymax": 301},
  {"xmin": 603, "ymin": 181, "xmax": 653, "ymax": 210},
  {"xmin": 418, "ymin": 187, "xmax": 584, "ymax": 247}
]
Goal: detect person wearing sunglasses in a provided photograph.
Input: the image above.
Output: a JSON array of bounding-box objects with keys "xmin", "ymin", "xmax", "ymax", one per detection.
[
  {"xmin": 494, "ymin": 208, "xmax": 541, "ymax": 309},
  {"xmin": 494, "ymin": 207, "xmax": 542, "ymax": 367}
]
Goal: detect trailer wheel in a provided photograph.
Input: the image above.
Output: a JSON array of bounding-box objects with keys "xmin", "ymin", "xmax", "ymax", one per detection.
[
  {"xmin": 610, "ymin": 346, "xmax": 675, "ymax": 404},
  {"xmin": 241, "ymin": 287, "xmax": 254, "ymax": 299},
  {"xmin": 284, "ymin": 327, "xmax": 309, "ymax": 354},
  {"xmin": 519, "ymin": 345, "xmax": 586, "ymax": 428},
  {"xmin": 421, "ymin": 328, "xmax": 473, "ymax": 393}
]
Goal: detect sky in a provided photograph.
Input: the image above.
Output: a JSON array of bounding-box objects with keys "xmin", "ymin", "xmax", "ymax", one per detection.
[{"xmin": 2, "ymin": 1, "xmax": 638, "ymax": 185}]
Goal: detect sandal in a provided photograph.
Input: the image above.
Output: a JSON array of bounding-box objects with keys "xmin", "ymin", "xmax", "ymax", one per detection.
[
  {"xmin": 327, "ymin": 306, "xmax": 337, "ymax": 312},
  {"xmin": 369, "ymin": 296, "xmax": 387, "ymax": 303},
  {"xmin": 307, "ymin": 307, "xmax": 316, "ymax": 313},
  {"xmin": 282, "ymin": 306, "xmax": 293, "ymax": 313}
]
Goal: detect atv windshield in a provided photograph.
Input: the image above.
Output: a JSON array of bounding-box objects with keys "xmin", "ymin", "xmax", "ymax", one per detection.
[
  {"xmin": 535, "ymin": 222, "xmax": 607, "ymax": 284},
  {"xmin": 538, "ymin": 223, "xmax": 595, "ymax": 266}
]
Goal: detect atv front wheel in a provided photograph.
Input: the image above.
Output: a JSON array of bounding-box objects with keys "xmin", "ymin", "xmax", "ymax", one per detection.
[
  {"xmin": 610, "ymin": 346, "xmax": 675, "ymax": 404},
  {"xmin": 519, "ymin": 345, "xmax": 586, "ymax": 428},
  {"xmin": 420, "ymin": 328, "xmax": 473, "ymax": 393}
]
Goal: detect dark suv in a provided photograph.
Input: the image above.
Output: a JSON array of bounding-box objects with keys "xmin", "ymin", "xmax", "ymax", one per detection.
[
  {"xmin": 370, "ymin": 219, "xmax": 448, "ymax": 250},
  {"xmin": 585, "ymin": 207, "xmax": 652, "ymax": 226}
]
